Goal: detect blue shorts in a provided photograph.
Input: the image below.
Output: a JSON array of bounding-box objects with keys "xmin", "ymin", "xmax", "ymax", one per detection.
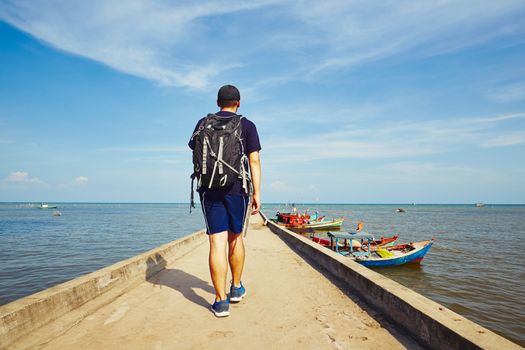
[{"xmin": 200, "ymin": 193, "xmax": 250, "ymax": 234}]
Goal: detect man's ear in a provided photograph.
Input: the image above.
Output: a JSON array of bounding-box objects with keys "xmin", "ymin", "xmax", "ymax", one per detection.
[
  {"xmin": 237, "ymin": 101, "xmax": 241, "ymax": 108},
  {"xmin": 217, "ymin": 100, "xmax": 221, "ymax": 107}
]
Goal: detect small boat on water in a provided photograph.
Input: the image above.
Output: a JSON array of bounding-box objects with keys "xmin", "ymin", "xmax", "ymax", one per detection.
[
  {"xmin": 354, "ymin": 240, "xmax": 434, "ymax": 267},
  {"xmin": 271, "ymin": 212, "xmax": 344, "ymax": 230},
  {"xmin": 475, "ymin": 202, "xmax": 485, "ymax": 207},
  {"xmin": 312, "ymin": 235, "xmax": 399, "ymax": 249},
  {"xmin": 327, "ymin": 231, "xmax": 434, "ymax": 267},
  {"xmin": 52, "ymin": 211, "xmax": 62, "ymax": 217},
  {"xmin": 395, "ymin": 208, "xmax": 406, "ymax": 213},
  {"xmin": 37, "ymin": 203, "xmax": 58, "ymax": 209}
]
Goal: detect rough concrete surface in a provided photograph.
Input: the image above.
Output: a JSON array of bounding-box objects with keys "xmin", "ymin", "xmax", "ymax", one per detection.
[{"xmin": 10, "ymin": 215, "xmax": 409, "ymax": 350}]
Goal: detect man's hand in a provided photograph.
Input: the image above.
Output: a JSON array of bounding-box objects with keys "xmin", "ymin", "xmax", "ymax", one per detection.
[
  {"xmin": 248, "ymin": 151, "xmax": 261, "ymax": 215},
  {"xmin": 251, "ymin": 193, "xmax": 260, "ymax": 215}
]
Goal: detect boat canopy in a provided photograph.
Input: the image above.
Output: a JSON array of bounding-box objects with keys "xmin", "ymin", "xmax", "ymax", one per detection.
[{"xmin": 327, "ymin": 231, "xmax": 375, "ymax": 240}]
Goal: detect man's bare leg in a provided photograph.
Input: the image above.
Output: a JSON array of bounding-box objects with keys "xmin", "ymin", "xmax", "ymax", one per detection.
[
  {"xmin": 228, "ymin": 231, "xmax": 245, "ymax": 287},
  {"xmin": 209, "ymin": 231, "xmax": 228, "ymax": 301}
]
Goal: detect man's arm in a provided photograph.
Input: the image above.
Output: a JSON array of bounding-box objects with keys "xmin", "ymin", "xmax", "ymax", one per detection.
[{"xmin": 248, "ymin": 151, "xmax": 261, "ymax": 215}]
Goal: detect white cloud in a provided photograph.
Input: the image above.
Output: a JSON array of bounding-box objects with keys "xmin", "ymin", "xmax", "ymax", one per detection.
[
  {"xmin": 262, "ymin": 112, "xmax": 525, "ymax": 163},
  {"xmin": 349, "ymin": 161, "xmax": 503, "ymax": 189},
  {"xmin": 5, "ymin": 171, "xmax": 43, "ymax": 184},
  {"xmin": 98, "ymin": 145, "xmax": 186, "ymax": 164},
  {"xmin": 0, "ymin": 0, "xmax": 277, "ymax": 90},
  {"xmin": 470, "ymin": 112, "xmax": 525, "ymax": 124},
  {"xmin": 74, "ymin": 176, "xmax": 89, "ymax": 185},
  {"xmin": 481, "ymin": 132, "xmax": 525, "ymax": 148},
  {"xmin": 288, "ymin": 1, "xmax": 525, "ymax": 75},
  {"xmin": 485, "ymin": 81, "xmax": 525, "ymax": 102},
  {"xmin": 7, "ymin": 171, "xmax": 29, "ymax": 182},
  {"xmin": 270, "ymin": 180, "xmax": 288, "ymax": 192},
  {"xmin": 1, "ymin": 1, "xmax": 523, "ymax": 89},
  {"xmin": 102, "ymin": 146, "xmax": 187, "ymax": 153},
  {"xmin": 382, "ymin": 162, "xmax": 477, "ymax": 176}
]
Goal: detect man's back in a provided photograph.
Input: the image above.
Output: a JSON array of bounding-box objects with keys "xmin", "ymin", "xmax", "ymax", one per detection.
[
  {"xmin": 189, "ymin": 111, "xmax": 261, "ymax": 196},
  {"xmin": 187, "ymin": 84, "xmax": 261, "ymax": 318}
]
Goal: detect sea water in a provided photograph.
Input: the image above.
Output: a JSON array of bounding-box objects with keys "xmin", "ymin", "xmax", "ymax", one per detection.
[
  {"xmin": 264, "ymin": 203, "xmax": 525, "ymax": 346},
  {"xmin": 0, "ymin": 203, "xmax": 203, "ymax": 304},
  {"xmin": 0, "ymin": 203, "xmax": 524, "ymax": 346}
]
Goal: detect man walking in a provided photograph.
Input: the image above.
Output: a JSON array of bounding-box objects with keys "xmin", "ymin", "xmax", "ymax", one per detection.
[{"xmin": 189, "ymin": 85, "xmax": 261, "ymax": 317}]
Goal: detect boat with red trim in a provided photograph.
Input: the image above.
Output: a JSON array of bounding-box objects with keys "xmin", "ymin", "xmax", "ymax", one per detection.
[
  {"xmin": 271, "ymin": 212, "xmax": 344, "ymax": 230},
  {"xmin": 326, "ymin": 231, "xmax": 434, "ymax": 267}
]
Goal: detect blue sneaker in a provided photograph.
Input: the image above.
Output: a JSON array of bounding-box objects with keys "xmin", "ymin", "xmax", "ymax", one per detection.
[
  {"xmin": 211, "ymin": 299, "xmax": 230, "ymax": 317},
  {"xmin": 229, "ymin": 282, "xmax": 246, "ymax": 302}
]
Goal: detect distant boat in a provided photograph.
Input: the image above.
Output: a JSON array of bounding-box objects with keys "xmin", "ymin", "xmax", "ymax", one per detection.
[
  {"xmin": 475, "ymin": 202, "xmax": 485, "ymax": 207},
  {"xmin": 395, "ymin": 208, "xmax": 406, "ymax": 213},
  {"xmin": 38, "ymin": 203, "xmax": 58, "ymax": 209},
  {"xmin": 52, "ymin": 211, "xmax": 61, "ymax": 217}
]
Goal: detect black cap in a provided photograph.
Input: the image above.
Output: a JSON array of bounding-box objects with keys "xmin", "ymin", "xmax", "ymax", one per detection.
[{"xmin": 217, "ymin": 85, "xmax": 240, "ymax": 102}]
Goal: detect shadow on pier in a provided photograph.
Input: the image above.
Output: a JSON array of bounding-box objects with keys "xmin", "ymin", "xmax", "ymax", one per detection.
[{"xmin": 145, "ymin": 254, "xmax": 214, "ymax": 310}]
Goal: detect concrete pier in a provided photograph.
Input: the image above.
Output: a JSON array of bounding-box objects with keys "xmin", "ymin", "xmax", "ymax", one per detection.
[{"xmin": 1, "ymin": 213, "xmax": 522, "ymax": 349}]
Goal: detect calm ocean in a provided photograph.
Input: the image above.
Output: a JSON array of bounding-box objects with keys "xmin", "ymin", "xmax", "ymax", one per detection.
[{"xmin": 1, "ymin": 203, "xmax": 524, "ymax": 346}]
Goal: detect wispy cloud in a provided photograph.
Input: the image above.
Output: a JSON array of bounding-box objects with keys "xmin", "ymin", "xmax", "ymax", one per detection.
[
  {"xmin": 485, "ymin": 81, "xmax": 525, "ymax": 102},
  {"xmin": 481, "ymin": 132, "xmax": 525, "ymax": 148},
  {"xmin": 263, "ymin": 112, "xmax": 525, "ymax": 163},
  {"xmin": 74, "ymin": 176, "xmax": 89, "ymax": 185},
  {"xmin": 1, "ymin": 1, "xmax": 523, "ymax": 89},
  {"xmin": 96, "ymin": 145, "xmax": 186, "ymax": 164},
  {"xmin": 269, "ymin": 180, "xmax": 288, "ymax": 192},
  {"xmin": 382, "ymin": 162, "xmax": 477, "ymax": 176},
  {"xmin": 5, "ymin": 171, "xmax": 44, "ymax": 184},
  {"xmin": 372, "ymin": 161, "xmax": 502, "ymax": 187},
  {"xmin": 124, "ymin": 156, "xmax": 182, "ymax": 165},
  {"xmin": 289, "ymin": 1, "xmax": 525, "ymax": 75},
  {"xmin": 469, "ymin": 112, "xmax": 525, "ymax": 124},
  {"xmin": 0, "ymin": 0, "xmax": 276, "ymax": 89},
  {"xmin": 100, "ymin": 145, "xmax": 187, "ymax": 153}
]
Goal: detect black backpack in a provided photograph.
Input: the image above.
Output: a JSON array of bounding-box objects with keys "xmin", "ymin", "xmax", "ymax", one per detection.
[{"xmin": 190, "ymin": 114, "xmax": 250, "ymax": 209}]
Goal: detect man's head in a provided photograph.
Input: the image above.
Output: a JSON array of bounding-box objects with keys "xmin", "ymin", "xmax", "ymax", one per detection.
[{"xmin": 217, "ymin": 85, "xmax": 240, "ymax": 109}]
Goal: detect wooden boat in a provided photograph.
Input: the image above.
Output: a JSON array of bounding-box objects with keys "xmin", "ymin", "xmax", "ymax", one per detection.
[
  {"xmin": 296, "ymin": 217, "xmax": 344, "ymax": 230},
  {"xmin": 353, "ymin": 240, "xmax": 434, "ymax": 267},
  {"xmin": 327, "ymin": 231, "xmax": 434, "ymax": 267},
  {"xmin": 271, "ymin": 212, "xmax": 344, "ymax": 230},
  {"xmin": 312, "ymin": 235, "xmax": 398, "ymax": 249}
]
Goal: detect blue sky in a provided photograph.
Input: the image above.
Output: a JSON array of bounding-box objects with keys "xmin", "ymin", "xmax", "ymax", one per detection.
[{"xmin": 1, "ymin": 1, "xmax": 524, "ymax": 203}]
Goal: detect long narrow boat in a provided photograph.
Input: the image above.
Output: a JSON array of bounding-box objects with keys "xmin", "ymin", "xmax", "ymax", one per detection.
[
  {"xmin": 312, "ymin": 235, "xmax": 398, "ymax": 248},
  {"xmin": 271, "ymin": 212, "xmax": 344, "ymax": 229},
  {"xmin": 291, "ymin": 218, "xmax": 344, "ymax": 230},
  {"xmin": 326, "ymin": 231, "xmax": 434, "ymax": 267},
  {"xmin": 353, "ymin": 240, "xmax": 434, "ymax": 267}
]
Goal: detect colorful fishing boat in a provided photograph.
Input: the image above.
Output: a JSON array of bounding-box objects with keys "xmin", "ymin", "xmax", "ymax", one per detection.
[
  {"xmin": 271, "ymin": 212, "xmax": 344, "ymax": 230},
  {"xmin": 355, "ymin": 240, "xmax": 434, "ymax": 267},
  {"xmin": 312, "ymin": 235, "xmax": 398, "ymax": 249},
  {"xmin": 327, "ymin": 231, "xmax": 434, "ymax": 267}
]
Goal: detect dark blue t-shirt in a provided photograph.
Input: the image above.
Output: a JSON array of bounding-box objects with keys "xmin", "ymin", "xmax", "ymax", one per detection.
[{"xmin": 189, "ymin": 111, "xmax": 261, "ymax": 196}]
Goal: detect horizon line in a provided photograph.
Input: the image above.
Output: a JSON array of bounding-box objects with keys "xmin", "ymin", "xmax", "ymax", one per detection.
[{"xmin": 1, "ymin": 201, "xmax": 524, "ymax": 206}]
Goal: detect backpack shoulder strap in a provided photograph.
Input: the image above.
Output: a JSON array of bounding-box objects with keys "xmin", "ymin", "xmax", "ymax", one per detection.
[{"xmin": 190, "ymin": 115, "xmax": 213, "ymax": 140}]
